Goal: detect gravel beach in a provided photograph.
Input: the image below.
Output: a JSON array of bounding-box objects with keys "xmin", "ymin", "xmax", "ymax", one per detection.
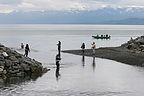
[{"xmin": 62, "ymin": 36, "xmax": 144, "ymax": 66}]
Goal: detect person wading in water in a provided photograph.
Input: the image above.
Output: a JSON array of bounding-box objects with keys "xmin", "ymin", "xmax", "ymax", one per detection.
[
  {"xmin": 24, "ymin": 44, "xmax": 30, "ymax": 57},
  {"xmin": 56, "ymin": 54, "xmax": 61, "ymax": 69}
]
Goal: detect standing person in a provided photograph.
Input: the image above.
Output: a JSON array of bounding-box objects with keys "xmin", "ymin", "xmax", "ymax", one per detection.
[
  {"xmin": 57, "ymin": 41, "xmax": 61, "ymax": 57},
  {"xmin": 21, "ymin": 43, "xmax": 24, "ymax": 49},
  {"xmin": 24, "ymin": 44, "xmax": 30, "ymax": 57},
  {"xmin": 56, "ymin": 54, "xmax": 61, "ymax": 69},
  {"xmin": 81, "ymin": 43, "xmax": 85, "ymax": 54},
  {"xmin": 91, "ymin": 42, "xmax": 96, "ymax": 55}
]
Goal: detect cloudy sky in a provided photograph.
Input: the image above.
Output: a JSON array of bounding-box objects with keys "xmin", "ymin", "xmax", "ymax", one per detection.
[{"xmin": 0, "ymin": 0, "xmax": 144, "ymax": 13}]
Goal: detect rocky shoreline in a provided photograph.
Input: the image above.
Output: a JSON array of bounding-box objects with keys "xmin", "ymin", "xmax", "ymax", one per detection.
[
  {"xmin": 62, "ymin": 36, "xmax": 144, "ymax": 66},
  {"xmin": 0, "ymin": 44, "xmax": 49, "ymax": 80}
]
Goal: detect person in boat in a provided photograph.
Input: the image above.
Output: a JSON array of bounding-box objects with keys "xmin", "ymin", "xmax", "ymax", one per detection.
[
  {"xmin": 106, "ymin": 34, "xmax": 108, "ymax": 37},
  {"xmin": 103, "ymin": 35, "xmax": 105, "ymax": 38},
  {"xmin": 21, "ymin": 43, "xmax": 24, "ymax": 49},
  {"xmin": 56, "ymin": 54, "xmax": 61, "ymax": 69},
  {"xmin": 91, "ymin": 42, "xmax": 96, "ymax": 55},
  {"xmin": 24, "ymin": 44, "xmax": 30, "ymax": 57},
  {"xmin": 96, "ymin": 35, "xmax": 99, "ymax": 37},
  {"xmin": 109, "ymin": 35, "xmax": 111, "ymax": 37},
  {"xmin": 101, "ymin": 35, "xmax": 103, "ymax": 38},
  {"xmin": 57, "ymin": 41, "xmax": 61, "ymax": 57},
  {"xmin": 81, "ymin": 43, "xmax": 85, "ymax": 54}
]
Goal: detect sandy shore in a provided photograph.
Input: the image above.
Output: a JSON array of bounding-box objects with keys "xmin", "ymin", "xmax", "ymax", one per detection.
[{"xmin": 62, "ymin": 46, "xmax": 144, "ymax": 66}]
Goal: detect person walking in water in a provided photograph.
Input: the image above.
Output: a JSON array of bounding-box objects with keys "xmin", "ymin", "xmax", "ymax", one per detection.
[
  {"xmin": 24, "ymin": 44, "xmax": 30, "ymax": 57},
  {"xmin": 91, "ymin": 42, "xmax": 96, "ymax": 55},
  {"xmin": 56, "ymin": 54, "xmax": 61, "ymax": 69},
  {"xmin": 81, "ymin": 43, "xmax": 85, "ymax": 54},
  {"xmin": 55, "ymin": 54, "xmax": 61, "ymax": 80},
  {"xmin": 57, "ymin": 41, "xmax": 61, "ymax": 57},
  {"xmin": 21, "ymin": 43, "xmax": 24, "ymax": 49}
]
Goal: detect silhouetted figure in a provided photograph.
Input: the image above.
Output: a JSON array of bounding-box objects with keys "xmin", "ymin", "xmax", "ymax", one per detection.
[
  {"xmin": 57, "ymin": 41, "xmax": 61, "ymax": 57},
  {"xmin": 24, "ymin": 44, "xmax": 30, "ymax": 57},
  {"xmin": 21, "ymin": 43, "xmax": 24, "ymax": 49},
  {"xmin": 106, "ymin": 34, "xmax": 108, "ymax": 37},
  {"xmin": 81, "ymin": 43, "xmax": 85, "ymax": 54},
  {"xmin": 101, "ymin": 35, "xmax": 103, "ymax": 37},
  {"xmin": 82, "ymin": 55, "xmax": 85, "ymax": 67},
  {"xmin": 91, "ymin": 42, "xmax": 96, "ymax": 55},
  {"xmin": 55, "ymin": 54, "xmax": 61, "ymax": 81},
  {"xmin": 92, "ymin": 56, "xmax": 96, "ymax": 71},
  {"xmin": 108, "ymin": 35, "xmax": 111, "ymax": 37},
  {"xmin": 56, "ymin": 54, "xmax": 61, "ymax": 69}
]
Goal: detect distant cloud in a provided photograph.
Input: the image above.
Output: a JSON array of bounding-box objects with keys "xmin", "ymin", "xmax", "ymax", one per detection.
[
  {"xmin": 18, "ymin": 3, "xmax": 35, "ymax": 9},
  {"xmin": 0, "ymin": 0, "xmax": 22, "ymax": 5},
  {"xmin": 0, "ymin": 9, "xmax": 14, "ymax": 13},
  {"xmin": 22, "ymin": 0, "xmax": 86, "ymax": 11},
  {"xmin": 0, "ymin": 0, "xmax": 144, "ymax": 13}
]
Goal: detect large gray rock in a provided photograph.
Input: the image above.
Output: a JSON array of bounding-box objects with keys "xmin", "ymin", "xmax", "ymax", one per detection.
[
  {"xmin": 0, "ymin": 61, "xmax": 5, "ymax": 66},
  {"xmin": 5, "ymin": 60, "xmax": 13, "ymax": 67},
  {"xmin": 9, "ymin": 56, "xmax": 18, "ymax": 61},
  {"xmin": 0, "ymin": 44, "xmax": 4, "ymax": 47},
  {"xmin": 0, "ymin": 47, "xmax": 6, "ymax": 51},
  {"xmin": 121, "ymin": 36, "xmax": 144, "ymax": 52},
  {"xmin": 21, "ymin": 63, "xmax": 30, "ymax": 71},
  {"xmin": 135, "ymin": 39, "xmax": 144, "ymax": 44},
  {"xmin": 9, "ymin": 69, "xmax": 20, "ymax": 74},
  {"xmin": 0, "ymin": 43, "xmax": 49, "ymax": 78},
  {"xmin": 0, "ymin": 55, "xmax": 4, "ymax": 61}
]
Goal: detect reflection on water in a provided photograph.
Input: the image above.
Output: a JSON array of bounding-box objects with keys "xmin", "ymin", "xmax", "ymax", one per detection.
[
  {"xmin": 82, "ymin": 55, "xmax": 96, "ymax": 71},
  {"xmin": 0, "ymin": 75, "xmax": 39, "ymax": 88},
  {"xmin": 92, "ymin": 56, "xmax": 96, "ymax": 71},
  {"xmin": 55, "ymin": 53, "xmax": 61, "ymax": 81},
  {"xmin": 82, "ymin": 55, "xmax": 85, "ymax": 67},
  {"xmin": 55, "ymin": 66, "xmax": 61, "ymax": 81}
]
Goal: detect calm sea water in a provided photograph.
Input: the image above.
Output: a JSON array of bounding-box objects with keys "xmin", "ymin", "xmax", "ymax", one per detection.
[{"xmin": 0, "ymin": 24, "xmax": 144, "ymax": 96}]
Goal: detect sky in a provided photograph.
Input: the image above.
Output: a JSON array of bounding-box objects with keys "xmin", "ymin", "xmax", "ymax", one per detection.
[{"xmin": 1, "ymin": 0, "xmax": 144, "ymax": 13}]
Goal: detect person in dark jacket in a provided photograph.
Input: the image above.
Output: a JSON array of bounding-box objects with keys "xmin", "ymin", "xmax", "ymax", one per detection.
[
  {"xmin": 81, "ymin": 43, "xmax": 85, "ymax": 54},
  {"xmin": 57, "ymin": 41, "xmax": 61, "ymax": 57},
  {"xmin": 56, "ymin": 54, "xmax": 61, "ymax": 69},
  {"xmin": 24, "ymin": 44, "xmax": 30, "ymax": 57}
]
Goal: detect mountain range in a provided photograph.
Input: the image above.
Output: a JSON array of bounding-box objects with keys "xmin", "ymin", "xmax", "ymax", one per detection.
[{"xmin": 0, "ymin": 7, "xmax": 144, "ymax": 24}]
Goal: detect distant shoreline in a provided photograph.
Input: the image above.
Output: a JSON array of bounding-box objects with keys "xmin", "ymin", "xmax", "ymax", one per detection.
[{"xmin": 1, "ymin": 24, "xmax": 144, "ymax": 25}]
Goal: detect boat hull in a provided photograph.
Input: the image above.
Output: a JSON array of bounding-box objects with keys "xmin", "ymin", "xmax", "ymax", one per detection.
[{"xmin": 92, "ymin": 36, "xmax": 110, "ymax": 39}]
